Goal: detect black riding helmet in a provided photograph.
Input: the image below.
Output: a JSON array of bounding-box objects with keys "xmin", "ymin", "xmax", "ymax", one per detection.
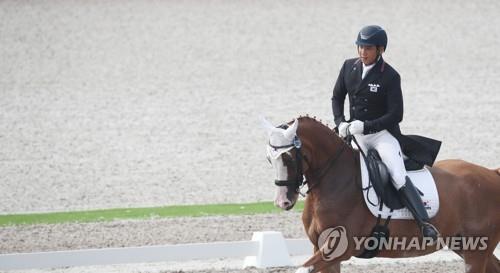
[{"xmin": 356, "ymin": 25, "xmax": 388, "ymax": 51}]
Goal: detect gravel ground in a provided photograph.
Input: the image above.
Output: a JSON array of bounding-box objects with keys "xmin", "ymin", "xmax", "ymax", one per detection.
[
  {"xmin": 0, "ymin": 213, "xmax": 304, "ymax": 254},
  {"xmin": 1, "ymin": 0, "xmax": 499, "ymax": 272},
  {"xmin": 0, "ymin": 254, "xmax": 469, "ymax": 273},
  {"xmin": 161, "ymin": 261, "xmax": 466, "ymax": 273},
  {"xmin": 0, "ymin": 260, "xmax": 467, "ymax": 273}
]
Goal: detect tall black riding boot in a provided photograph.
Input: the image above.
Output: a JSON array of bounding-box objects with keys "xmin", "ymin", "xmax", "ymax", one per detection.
[{"xmin": 398, "ymin": 176, "xmax": 439, "ymax": 243}]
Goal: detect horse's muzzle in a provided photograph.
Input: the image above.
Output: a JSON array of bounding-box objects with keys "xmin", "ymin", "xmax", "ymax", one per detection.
[{"xmin": 275, "ymin": 199, "xmax": 295, "ymax": 211}]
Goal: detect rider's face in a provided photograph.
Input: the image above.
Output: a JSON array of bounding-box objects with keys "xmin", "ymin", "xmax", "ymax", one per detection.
[{"xmin": 358, "ymin": 45, "xmax": 381, "ymax": 65}]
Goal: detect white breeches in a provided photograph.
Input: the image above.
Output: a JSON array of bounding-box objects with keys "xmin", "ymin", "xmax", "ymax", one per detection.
[{"xmin": 353, "ymin": 130, "xmax": 407, "ymax": 190}]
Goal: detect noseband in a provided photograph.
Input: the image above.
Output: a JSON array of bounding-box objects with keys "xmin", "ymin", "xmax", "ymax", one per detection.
[{"xmin": 269, "ymin": 136, "xmax": 305, "ymax": 192}]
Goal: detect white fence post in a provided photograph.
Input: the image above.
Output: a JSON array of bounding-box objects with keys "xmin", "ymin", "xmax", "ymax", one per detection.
[{"xmin": 243, "ymin": 231, "xmax": 294, "ymax": 268}]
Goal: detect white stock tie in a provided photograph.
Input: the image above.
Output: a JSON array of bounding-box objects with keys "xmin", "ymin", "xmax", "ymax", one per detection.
[{"xmin": 362, "ymin": 63, "xmax": 375, "ymax": 80}]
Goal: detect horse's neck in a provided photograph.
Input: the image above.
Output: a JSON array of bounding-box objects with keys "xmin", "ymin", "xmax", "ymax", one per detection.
[
  {"xmin": 301, "ymin": 126, "xmax": 348, "ymax": 171},
  {"xmin": 297, "ymin": 119, "xmax": 361, "ymax": 193},
  {"xmin": 304, "ymin": 133, "xmax": 362, "ymax": 203},
  {"xmin": 299, "ymin": 123, "xmax": 340, "ymax": 168},
  {"xmin": 323, "ymin": 147, "xmax": 360, "ymax": 193}
]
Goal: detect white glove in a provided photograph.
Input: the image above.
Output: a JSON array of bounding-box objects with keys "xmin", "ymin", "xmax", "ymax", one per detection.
[
  {"xmin": 349, "ymin": 120, "xmax": 364, "ymax": 135},
  {"xmin": 338, "ymin": 122, "xmax": 350, "ymax": 138}
]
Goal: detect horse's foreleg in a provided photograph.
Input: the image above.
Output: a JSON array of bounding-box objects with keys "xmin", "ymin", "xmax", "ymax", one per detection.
[
  {"xmin": 485, "ymin": 232, "xmax": 500, "ymax": 273},
  {"xmin": 454, "ymin": 233, "xmax": 499, "ymax": 273},
  {"xmin": 295, "ymin": 262, "xmax": 340, "ymax": 273},
  {"xmin": 463, "ymin": 251, "xmax": 489, "ymax": 273},
  {"xmin": 464, "ymin": 252, "xmax": 499, "ymax": 273},
  {"xmin": 298, "ymin": 250, "xmax": 345, "ymax": 273},
  {"xmin": 321, "ymin": 262, "xmax": 340, "ymax": 273},
  {"xmin": 485, "ymin": 254, "xmax": 500, "ymax": 273},
  {"xmin": 294, "ymin": 245, "xmax": 320, "ymax": 273}
]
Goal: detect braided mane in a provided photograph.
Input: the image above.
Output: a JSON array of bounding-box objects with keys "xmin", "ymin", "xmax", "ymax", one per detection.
[
  {"xmin": 293, "ymin": 115, "xmax": 351, "ymax": 146},
  {"xmin": 296, "ymin": 114, "xmax": 334, "ymax": 131}
]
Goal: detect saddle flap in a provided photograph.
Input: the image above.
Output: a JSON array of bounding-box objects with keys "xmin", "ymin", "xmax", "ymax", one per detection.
[
  {"xmin": 360, "ymin": 155, "xmax": 440, "ymax": 220},
  {"xmin": 366, "ymin": 149, "xmax": 404, "ymax": 210}
]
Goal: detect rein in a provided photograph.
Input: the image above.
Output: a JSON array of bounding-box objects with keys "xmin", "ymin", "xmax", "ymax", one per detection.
[{"xmin": 347, "ymin": 132, "xmax": 377, "ymax": 205}]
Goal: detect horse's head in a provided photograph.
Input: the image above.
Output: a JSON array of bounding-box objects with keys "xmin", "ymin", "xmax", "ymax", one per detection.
[{"xmin": 262, "ymin": 118, "xmax": 304, "ymax": 210}]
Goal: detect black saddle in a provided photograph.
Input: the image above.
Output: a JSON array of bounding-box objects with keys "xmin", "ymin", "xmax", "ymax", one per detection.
[{"xmin": 365, "ymin": 149, "xmax": 424, "ymax": 210}]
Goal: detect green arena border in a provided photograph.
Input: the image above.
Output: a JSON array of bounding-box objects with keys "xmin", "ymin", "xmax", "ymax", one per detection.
[{"xmin": 0, "ymin": 201, "xmax": 305, "ymax": 227}]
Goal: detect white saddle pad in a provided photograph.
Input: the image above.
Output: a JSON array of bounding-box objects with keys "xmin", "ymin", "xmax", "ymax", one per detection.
[{"xmin": 360, "ymin": 156, "xmax": 440, "ymax": 220}]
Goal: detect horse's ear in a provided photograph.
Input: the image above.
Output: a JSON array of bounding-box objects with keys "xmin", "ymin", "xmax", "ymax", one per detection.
[
  {"xmin": 283, "ymin": 119, "xmax": 299, "ymax": 141},
  {"xmin": 260, "ymin": 116, "xmax": 278, "ymax": 136}
]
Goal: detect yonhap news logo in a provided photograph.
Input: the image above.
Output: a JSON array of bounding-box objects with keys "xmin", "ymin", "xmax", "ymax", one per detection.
[
  {"xmin": 318, "ymin": 226, "xmax": 489, "ymax": 261},
  {"xmin": 317, "ymin": 226, "xmax": 349, "ymax": 261}
]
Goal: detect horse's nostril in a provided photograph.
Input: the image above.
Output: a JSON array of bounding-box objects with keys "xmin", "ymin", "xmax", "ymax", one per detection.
[{"xmin": 283, "ymin": 201, "xmax": 291, "ymax": 207}]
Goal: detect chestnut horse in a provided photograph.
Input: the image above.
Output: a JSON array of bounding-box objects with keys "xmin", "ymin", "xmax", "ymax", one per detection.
[{"xmin": 263, "ymin": 116, "xmax": 500, "ymax": 273}]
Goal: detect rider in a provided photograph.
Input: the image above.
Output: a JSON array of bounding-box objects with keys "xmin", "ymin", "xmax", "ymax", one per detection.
[{"xmin": 331, "ymin": 25, "xmax": 441, "ymax": 241}]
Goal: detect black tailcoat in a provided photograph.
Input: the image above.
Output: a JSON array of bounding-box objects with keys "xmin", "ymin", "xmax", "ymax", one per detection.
[{"xmin": 331, "ymin": 57, "xmax": 441, "ymax": 166}]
